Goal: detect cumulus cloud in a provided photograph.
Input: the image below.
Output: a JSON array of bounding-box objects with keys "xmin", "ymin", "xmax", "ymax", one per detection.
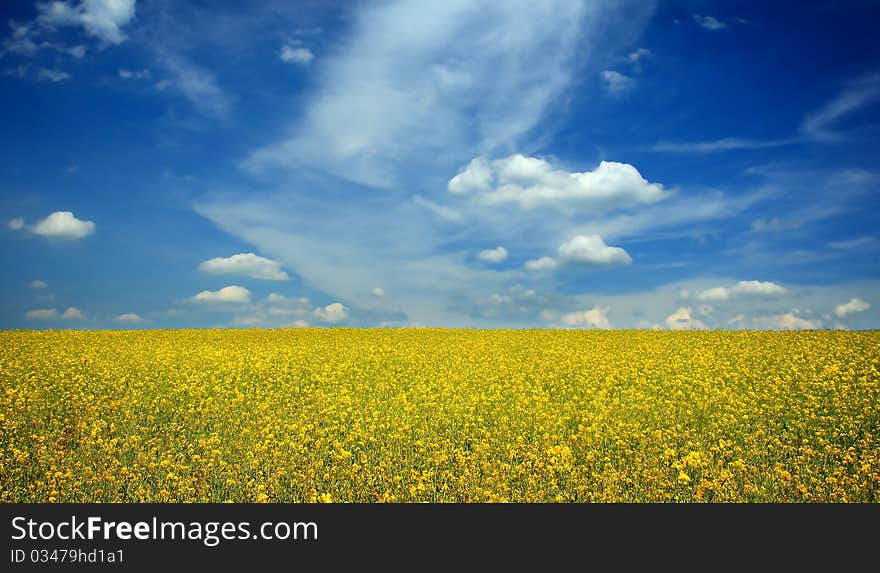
[
  {"xmin": 313, "ymin": 302, "xmax": 348, "ymax": 323},
  {"xmin": 29, "ymin": 280, "xmax": 48, "ymax": 289},
  {"xmin": 600, "ymin": 70, "xmax": 634, "ymax": 95},
  {"xmin": 25, "ymin": 308, "xmax": 58, "ymax": 320},
  {"xmin": 266, "ymin": 293, "xmax": 309, "ymax": 306},
  {"xmin": 8, "ymin": 217, "xmax": 24, "ymax": 230},
  {"xmin": 227, "ymin": 294, "xmax": 312, "ymax": 328},
  {"xmin": 198, "ymin": 253, "xmax": 289, "ymax": 281},
  {"xmin": 477, "ymin": 246, "xmax": 508, "ymax": 264},
  {"xmin": 665, "ymin": 307, "xmax": 708, "ymax": 330},
  {"xmin": 61, "ymin": 307, "xmax": 84, "ymax": 319},
  {"xmin": 191, "ymin": 285, "xmax": 251, "ymax": 304},
  {"xmin": 694, "ymin": 280, "xmax": 787, "ymax": 301},
  {"xmin": 835, "ymin": 297, "xmax": 870, "ymax": 318},
  {"xmin": 523, "ymin": 256, "xmax": 559, "ymax": 271},
  {"xmin": 280, "ymin": 44, "xmax": 313, "ymax": 64},
  {"xmin": 37, "ymin": 0, "xmax": 137, "ymax": 45},
  {"xmin": 448, "ymin": 154, "xmax": 666, "ymax": 212},
  {"xmin": 372, "ymin": 287, "xmax": 385, "ymax": 297},
  {"xmin": 558, "ymin": 234, "xmax": 632, "ymax": 266},
  {"xmin": 693, "ymin": 14, "xmax": 726, "ymax": 30},
  {"xmin": 561, "ymin": 306, "xmax": 610, "ymax": 329},
  {"xmin": 30, "ymin": 211, "xmax": 96, "ymax": 240},
  {"xmin": 448, "ymin": 157, "xmax": 493, "ymax": 194},
  {"xmin": 753, "ymin": 312, "xmax": 821, "ymax": 330},
  {"xmin": 116, "ymin": 313, "xmax": 144, "ymax": 323},
  {"xmin": 24, "ymin": 307, "xmax": 83, "ymax": 320}
]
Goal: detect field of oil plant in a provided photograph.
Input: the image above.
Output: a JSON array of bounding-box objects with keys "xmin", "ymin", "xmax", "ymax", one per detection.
[{"xmin": 1, "ymin": 328, "xmax": 878, "ymax": 502}]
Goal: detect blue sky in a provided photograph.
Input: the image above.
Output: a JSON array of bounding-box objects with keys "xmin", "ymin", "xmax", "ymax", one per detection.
[{"xmin": 2, "ymin": 0, "xmax": 878, "ymax": 330}]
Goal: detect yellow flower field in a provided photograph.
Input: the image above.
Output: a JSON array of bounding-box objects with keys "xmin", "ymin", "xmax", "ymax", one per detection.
[{"xmin": 1, "ymin": 329, "xmax": 878, "ymax": 502}]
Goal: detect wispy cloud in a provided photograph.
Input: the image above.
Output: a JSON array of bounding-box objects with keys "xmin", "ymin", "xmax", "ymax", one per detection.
[
  {"xmin": 35, "ymin": 68, "xmax": 71, "ymax": 82},
  {"xmin": 693, "ymin": 14, "xmax": 726, "ymax": 31},
  {"xmin": 118, "ymin": 68, "xmax": 151, "ymax": 79},
  {"xmin": 244, "ymin": 0, "xmax": 603, "ymax": 188},
  {"xmin": 600, "ymin": 70, "xmax": 635, "ymax": 96},
  {"xmin": 650, "ymin": 137, "xmax": 799, "ymax": 154},
  {"xmin": 800, "ymin": 72, "xmax": 880, "ymax": 141},
  {"xmin": 650, "ymin": 72, "xmax": 880, "ymax": 154},
  {"xmin": 155, "ymin": 52, "xmax": 231, "ymax": 117}
]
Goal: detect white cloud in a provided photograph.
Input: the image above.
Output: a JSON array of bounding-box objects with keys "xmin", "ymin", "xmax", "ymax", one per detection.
[
  {"xmin": 157, "ymin": 53, "xmax": 231, "ymax": 117},
  {"xmin": 372, "ymin": 287, "xmax": 385, "ymax": 297},
  {"xmin": 30, "ymin": 211, "xmax": 95, "ymax": 240},
  {"xmin": 735, "ymin": 280, "xmax": 788, "ymax": 297},
  {"xmin": 412, "ymin": 195, "xmax": 463, "ymax": 223},
  {"xmin": 600, "ymin": 70, "xmax": 634, "ymax": 95},
  {"xmin": 9, "ymin": 217, "xmax": 24, "ymax": 230},
  {"xmin": 280, "ymin": 44, "xmax": 313, "ymax": 64},
  {"xmin": 448, "ymin": 157, "xmax": 493, "ymax": 194},
  {"xmin": 25, "ymin": 308, "xmax": 58, "ymax": 320},
  {"xmin": 29, "ymin": 280, "xmax": 48, "ymax": 289},
  {"xmin": 523, "ymin": 256, "xmax": 558, "ymax": 271},
  {"xmin": 835, "ymin": 297, "xmax": 870, "ymax": 318},
  {"xmin": 314, "ymin": 302, "xmax": 348, "ymax": 323},
  {"xmin": 753, "ymin": 312, "xmax": 821, "ymax": 330},
  {"xmin": 449, "ymin": 154, "xmax": 667, "ymax": 212},
  {"xmin": 227, "ymin": 294, "xmax": 312, "ymax": 328},
  {"xmin": 116, "ymin": 313, "xmax": 144, "ymax": 323},
  {"xmin": 726, "ymin": 314, "xmax": 747, "ymax": 328},
  {"xmin": 829, "ymin": 236, "xmax": 877, "ymax": 250},
  {"xmin": 290, "ymin": 320, "xmax": 310, "ymax": 328},
  {"xmin": 36, "ymin": 68, "xmax": 70, "ymax": 82},
  {"xmin": 693, "ymin": 14, "xmax": 726, "ymax": 30},
  {"xmin": 61, "ymin": 307, "xmax": 84, "ymax": 320},
  {"xmin": 243, "ymin": 1, "xmax": 624, "ymax": 188},
  {"xmin": 118, "ymin": 68, "xmax": 151, "ymax": 79},
  {"xmin": 561, "ymin": 306, "xmax": 610, "ymax": 329},
  {"xmin": 650, "ymin": 137, "xmax": 797, "ymax": 154},
  {"xmin": 653, "ymin": 73, "xmax": 880, "ymax": 154},
  {"xmin": 477, "ymin": 246, "xmax": 508, "ymax": 264},
  {"xmin": 801, "ymin": 73, "xmax": 880, "ymax": 141},
  {"xmin": 198, "ymin": 1, "xmax": 658, "ymax": 326},
  {"xmin": 266, "ymin": 293, "xmax": 309, "ymax": 306},
  {"xmin": 191, "ymin": 285, "xmax": 251, "ymax": 304},
  {"xmin": 37, "ymin": 0, "xmax": 137, "ymax": 45},
  {"xmin": 558, "ymin": 234, "xmax": 632, "ymax": 266},
  {"xmin": 695, "ymin": 280, "xmax": 787, "ymax": 301},
  {"xmin": 665, "ymin": 307, "xmax": 708, "ymax": 330},
  {"xmin": 626, "ymin": 48, "xmax": 651, "ymax": 64},
  {"xmin": 198, "ymin": 253, "xmax": 289, "ymax": 280}
]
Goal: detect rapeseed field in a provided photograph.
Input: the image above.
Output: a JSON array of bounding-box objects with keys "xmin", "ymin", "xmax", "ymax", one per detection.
[{"xmin": 1, "ymin": 329, "xmax": 877, "ymax": 502}]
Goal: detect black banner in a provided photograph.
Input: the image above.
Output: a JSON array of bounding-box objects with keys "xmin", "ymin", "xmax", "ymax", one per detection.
[{"xmin": 1, "ymin": 503, "xmax": 875, "ymax": 570}]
